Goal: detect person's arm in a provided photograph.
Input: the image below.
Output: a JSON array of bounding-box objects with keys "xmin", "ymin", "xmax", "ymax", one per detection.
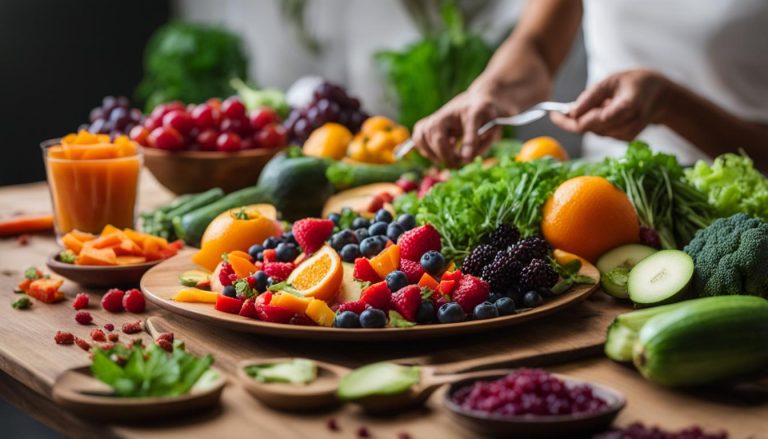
[
  {"xmin": 413, "ymin": 0, "xmax": 582, "ymax": 166},
  {"xmin": 550, "ymin": 70, "xmax": 768, "ymax": 171}
]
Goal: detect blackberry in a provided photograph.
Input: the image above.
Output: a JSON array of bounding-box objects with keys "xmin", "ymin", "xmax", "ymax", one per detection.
[
  {"xmin": 461, "ymin": 244, "xmax": 497, "ymax": 276},
  {"xmin": 480, "ymin": 251, "xmax": 522, "ymax": 289},
  {"xmin": 486, "ymin": 224, "xmax": 520, "ymax": 250},
  {"xmin": 509, "ymin": 236, "xmax": 551, "ymax": 265},
  {"xmin": 520, "ymin": 259, "xmax": 558, "ymax": 290}
]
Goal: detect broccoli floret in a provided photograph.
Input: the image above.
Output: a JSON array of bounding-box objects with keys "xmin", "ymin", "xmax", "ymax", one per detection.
[{"xmin": 683, "ymin": 213, "xmax": 768, "ymax": 297}]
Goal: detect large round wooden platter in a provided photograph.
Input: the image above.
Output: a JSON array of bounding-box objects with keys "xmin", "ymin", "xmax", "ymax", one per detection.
[{"xmin": 142, "ymin": 249, "xmax": 600, "ymax": 341}]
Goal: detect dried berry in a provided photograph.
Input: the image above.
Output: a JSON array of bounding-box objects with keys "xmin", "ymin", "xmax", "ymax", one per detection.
[
  {"xmin": 107, "ymin": 333, "xmax": 119, "ymax": 342},
  {"xmin": 90, "ymin": 328, "xmax": 106, "ymax": 342},
  {"xmin": 74, "ymin": 336, "xmax": 91, "ymax": 351},
  {"xmin": 54, "ymin": 331, "xmax": 74, "ymax": 345},
  {"xmin": 75, "ymin": 311, "xmax": 93, "ymax": 325},
  {"xmin": 121, "ymin": 321, "xmax": 143, "ymax": 334}
]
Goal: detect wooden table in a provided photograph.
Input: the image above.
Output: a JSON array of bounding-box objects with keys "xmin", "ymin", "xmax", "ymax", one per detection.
[{"xmin": 1, "ymin": 173, "xmax": 765, "ymax": 439}]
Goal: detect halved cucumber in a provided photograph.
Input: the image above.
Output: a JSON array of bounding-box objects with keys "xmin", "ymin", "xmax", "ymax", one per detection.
[
  {"xmin": 597, "ymin": 244, "xmax": 657, "ymax": 299},
  {"xmin": 628, "ymin": 250, "xmax": 693, "ymax": 306}
]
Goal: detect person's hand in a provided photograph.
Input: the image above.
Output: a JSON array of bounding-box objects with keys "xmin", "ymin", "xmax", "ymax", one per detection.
[
  {"xmin": 551, "ymin": 69, "xmax": 670, "ymax": 140},
  {"xmin": 412, "ymin": 90, "xmax": 509, "ymax": 167}
]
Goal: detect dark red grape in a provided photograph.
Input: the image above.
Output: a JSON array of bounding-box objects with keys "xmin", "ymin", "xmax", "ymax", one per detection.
[
  {"xmin": 110, "ymin": 107, "xmax": 130, "ymax": 130},
  {"xmin": 348, "ymin": 97, "xmax": 361, "ymax": 111},
  {"xmin": 216, "ymin": 132, "xmax": 242, "ymax": 151},
  {"xmin": 293, "ymin": 118, "xmax": 312, "ymax": 141},
  {"xmin": 191, "ymin": 103, "xmax": 218, "ymax": 130},
  {"xmin": 116, "ymin": 96, "xmax": 130, "ymax": 108},
  {"xmin": 313, "ymin": 83, "xmax": 334, "ymax": 100},
  {"xmin": 89, "ymin": 107, "xmax": 104, "ymax": 123},
  {"xmin": 240, "ymin": 136, "xmax": 256, "ymax": 150},
  {"xmin": 129, "ymin": 108, "xmax": 143, "ymax": 122},
  {"xmin": 196, "ymin": 129, "xmax": 219, "ymax": 151},
  {"xmin": 89, "ymin": 119, "xmax": 107, "ymax": 134},
  {"xmin": 220, "ymin": 117, "xmax": 251, "ymax": 136},
  {"xmin": 162, "ymin": 110, "xmax": 194, "ymax": 136}
]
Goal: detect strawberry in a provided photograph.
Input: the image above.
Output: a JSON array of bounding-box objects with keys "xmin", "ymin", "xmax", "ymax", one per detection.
[
  {"xmin": 239, "ymin": 298, "xmax": 258, "ymax": 319},
  {"xmin": 292, "ymin": 218, "xmax": 334, "ymax": 254},
  {"xmin": 255, "ymin": 304, "xmax": 294, "ymax": 323},
  {"xmin": 360, "ymin": 281, "xmax": 391, "ymax": 311},
  {"xmin": 399, "ymin": 258, "xmax": 425, "ymax": 284},
  {"xmin": 452, "ymin": 274, "xmax": 490, "ymax": 314},
  {"xmin": 390, "ymin": 285, "xmax": 421, "ymax": 321},
  {"xmin": 397, "ymin": 225, "xmax": 441, "ymax": 261},
  {"xmin": 353, "ymin": 258, "xmax": 380, "ymax": 283},
  {"xmin": 215, "ymin": 294, "xmax": 243, "ymax": 314},
  {"xmin": 263, "ymin": 262, "xmax": 295, "ymax": 282},
  {"xmin": 337, "ymin": 300, "xmax": 367, "ymax": 314},
  {"xmin": 438, "ymin": 279, "xmax": 457, "ymax": 295}
]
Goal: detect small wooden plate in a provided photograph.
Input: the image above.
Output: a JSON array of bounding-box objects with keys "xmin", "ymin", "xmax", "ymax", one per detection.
[
  {"xmin": 443, "ymin": 372, "xmax": 625, "ymax": 438},
  {"xmin": 52, "ymin": 366, "xmax": 226, "ymax": 422},
  {"xmin": 141, "ymin": 249, "xmax": 600, "ymax": 341},
  {"xmin": 47, "ymin": 252, "xmax": 163, "ymax": 288},
  {"xmin": 237, "ymin": 358, "xmax": 349, "ymax": 412}
]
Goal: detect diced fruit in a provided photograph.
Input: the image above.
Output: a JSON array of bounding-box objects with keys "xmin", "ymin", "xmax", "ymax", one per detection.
[
  {"xmin": 438, "ymin": 280, "xmax": 456, "ymax": 295},
  {"xmin": 229, "ymin": 254, "xmax": 256, "ymax": 278},
  {"xmin": 255, "ymin": 304, "xmax": 294, "ymax": 324},
  {"xmin": 215, "ymin": 294, "xmax": 244, "ymax": 314},
  {"xmin": 262, "ymin": 249, "xmax": 278, "ymax": 263},
  {"xmin": 390, "ymin": 285, "xmax": 421, "ymax": 322},
  {"xmin": 27, "ymin": 278, "xmax": 65, "ymax": 303},
  {"xmin": 286, "ymin": 246, "xmax": 343, "ymax": 303},
  {"xmin": 627, "ymin": 250, "xmax": 694, "ymax": 306},
  {"xmin": 397, "ymin": 225, "xmax": 441, "ymax": 261},
  {"xmin": 337, "ymin": 262, "xmax": 364, "ymax": 304},
  {"xmin": 353, "ymin": 257, "xmax": 381, "ymax": 283},
  {"xmin": 369, "ymin": 244, "xmax": 400, "ymax": 279},
  {"xmin": 305, "ymin": 299, "xmax": 336, "ymax": 327},
  {"xmin": 417, "ymin": 273, "xmax": 439, "ymax": 291},
  {"xmin": 54, "ymin": 331, "xmax": 75, "ymax": 345},
  {"xmin": 173, "ymin": 288, "xmax": 219, "ymax": 303},
  {"xmin": 122, "ymin": 288, "xmax": 146, "ymax": 313},
  {"xmin": 271, "ymin": 293, "xmax": 312, "ymax": 314},
  {"xmin": 292, "ymin": 218, "xmax": 334, "ymax": 255},
  {"xmin": 360, "ymin": 281, "xmax": 391, "ymax": 311}
]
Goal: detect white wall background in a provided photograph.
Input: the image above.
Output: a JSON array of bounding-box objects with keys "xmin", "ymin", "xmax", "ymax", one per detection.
[{"xmin": 175, "ymin": 0, "xmax": 586, "ymax": 155}]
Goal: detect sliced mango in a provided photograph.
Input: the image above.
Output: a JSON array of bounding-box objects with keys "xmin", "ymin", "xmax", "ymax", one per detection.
[
  {"xmin": 305, "ymin": 299, "xmax": 335, "ymax": 327},
  {"xmin": 271, "ymin": 292, "xmax": 312, "ymax": 314},
  {"xmin": 173, "ymin": 288, "xmax": 219, "ymax": 304}
]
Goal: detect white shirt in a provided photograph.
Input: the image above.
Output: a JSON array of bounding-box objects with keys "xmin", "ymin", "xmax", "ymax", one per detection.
[{"xmin": 582, "ymin": 0, "xmax": 768, "ymax": 164}]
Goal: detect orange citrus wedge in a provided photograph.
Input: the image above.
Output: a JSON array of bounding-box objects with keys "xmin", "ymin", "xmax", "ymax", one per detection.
[{"xmin": 287, "ymin": 245, "xmax": 343, "ymax": 303}]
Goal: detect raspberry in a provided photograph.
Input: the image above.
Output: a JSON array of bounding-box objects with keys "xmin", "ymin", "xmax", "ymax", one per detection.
[
  {"xmin": 399, "ymin": 258, "xmax": 425, "ymax": 284},
  {"xmin": 75, "ymin": 311, "xmax": 93, "ymax": 325},
  {"xmin": 54, "ymin": 331, "xmax": 74, "ymax": 345},
  {"xmin": 461, "ymin": 244, "xmax": 497, "ymax": 277},
  {"xmin": 480, "ymin": 251, "xmax": 522, "ymax": 289},
  {"xmin": 292, "ymin": 218, "xmax": 334, "ymax": 255},
  {"xmin": 108, "ymin": 333, "xmax": 119, "ymax": 342},
  {"xmin": 353, "ymin": 257, "xmax": 380, "ymax": 283},
  {"xmin": 452, "ymin": 274, "xmax": 490, "ymax": 314},
  {"xmin": 360, "ymin": 281, "xmax": 391, "ymax": 311},
  {"xmin": 337, "ymin": 300, "xmax": 367, "ymax": 314},
  {"xmin": 389, "ymin": 285, "xmax": 421, "ymax": 321},
  {"xmin": 74, "ymin": 336, "xmax": 91, "ymax": 351},
  {"xmin": 121, "ymin": 321, "xmax": 143, "ymax": 334},
  {"xmin": 122, "ymin": 288, "xmax": 146, "ymax": 313},
  {"xmin": 486, "ymin": 224, "xmax": 520, "ymax": 250},
  {"xmin": 509, "ymin": 236, "xmax": 551, "ymax": 265},
  {"xmin": 90, "ymin": 328, "xmax": 106, "ymax": 342},
  {"xmin": 101, "ymin": 288, "xmax": 125, "ymax": 313},
  {"xmin": 104, "ymin": 323, "xmax": 115, "ymax": 331},
  {"xmin": 397, "ymin": 225, "xmax": 441, "ymax": 261},
  {"xmin": 263, "ymin": 262, "xmax": 295, "ymax": 282},
  {"xmin": 218, "ymin": 262, "xmax": 235, "ymax": 287},
  {"xmin": 520, "ymin": 259, "xmax": 558, "ymax": 290},
  {"xmin": 72, "ymin": 293, "xmax": 89, "ymax": 310}
]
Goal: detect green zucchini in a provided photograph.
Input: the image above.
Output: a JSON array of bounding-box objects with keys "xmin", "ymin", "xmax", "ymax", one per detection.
[
  {"xmin": 165, "ymin": 188, "xmax": 225, "ymax": 219},
  {"xmin": 174, "ymin": 185, "xmax": 273, "ymax": 246},
  {"xmin": 633, "ymin": 295, "xmax": 768, "ymax": 387},
  {"xmin": 326, "ymin": 160, "xmax": 424, "ymax": 190}
]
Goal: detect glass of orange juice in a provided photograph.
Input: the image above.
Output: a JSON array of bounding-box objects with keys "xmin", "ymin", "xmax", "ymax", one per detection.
[{"xmin": 42, "ymin": 131, "xmax": 142, "ymax": 239}]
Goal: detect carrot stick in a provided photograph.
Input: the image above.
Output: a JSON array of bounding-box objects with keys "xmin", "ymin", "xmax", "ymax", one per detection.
[{"xmin": 0, "ymin": 215, "xmax": 54, "ymax": 236}]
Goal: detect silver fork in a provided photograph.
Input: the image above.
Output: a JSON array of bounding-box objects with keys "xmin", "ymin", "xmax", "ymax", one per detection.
[{"xmin": 394, "ymin": 101, "xmax": 573, "ymax": 159}]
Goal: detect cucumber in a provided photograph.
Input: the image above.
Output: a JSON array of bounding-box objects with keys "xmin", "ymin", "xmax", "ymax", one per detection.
[
  {"xmin": 326, "ymin": 161, "xmax": 423, "ymax": 190},
  {"xmin": 179, "ymin": 270, "xmax": 210, "ymax": 287},
  {"xmin": 597, "ymin": 244, "xmax": 656, "ymax": 300},
  {"xmin": 627, "ymin": 250, "xmax": 693, "ymax": 306},
  {"xmin": 174, "ymin": 185, "xmax": 273, "ymax": 246},
  {"xmin": 165, "ymin": 188, "xmax": 225, "ymax": 219},
  {"xmin": 633, "ymin": 296, "xmax": 768, "ymax": 387},
  {"xmin": 601, "ymin": 267, "xmax": 631, "ymax": 299}
]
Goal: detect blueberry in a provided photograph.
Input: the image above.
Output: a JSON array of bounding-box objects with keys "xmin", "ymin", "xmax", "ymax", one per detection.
[
  {"xmin": 360, "ymin": 236, "xmax": 385, "ymax": 258},
  {"xmin": 437, "ymin": 302, "xmax": 466, "ymax": 323},
  {"xmin": 275, "ymin": 243, "xmax": 300, "ymax": 262},
  {"xmin": 385, "ymin": 270, "xmax": 409, "ymax": 292},
  {"xmin": 331, "ymin": 229, "xmax": 357, "ymax": 251},
  {"xmin": 495, "ymin": 297, "xmax": 516, "ymax": 315},
  {"xmin": 374, "ymin": 209, "xmax": 393, "ymax": 223},
  {"xmin": 396, "ymin": 214, "xmax": 417, "ymax": 230},
  {"xmin": 420, "ymin": 250, "xmax": 446, "ymax": 276},
  {"xmin": 334, "ymin": 311, "xmax": 361, "ymax": 328},
  {"xmin": 327, "ymin": 212, "xmax": 341, "ymax": 225},
  {"xmin": 248, "ymin": 244, "xmax": 264, "ymax": 260},
  {"xmin": 253, "ymin": 271, "xmax": 269, "ymax": 293},
  {"xmin": 222, "ymin": 285, "xmax": 237, "ymax": 298},
  {"xmin": 354, "ymin": 228, "xmax": 369, "ymax": 242},
  {"xmin": 266, "ymin": 276, "xmax": 275, "ymax": 287},
  {"xmin": 262, "ymin": 236, "xmax": 279, "ymax": 249},
  {"xmin": 416, "ymin": 301, "xmax": 436, "ymax": 324},
  {"xmin": 368, "ymin": 221, "xmax": 388, "ymax": 237},
  {"xmin": 282, "ymin": 231, "xmax": 296, "ymax": 245},
  {"xmin": 386, "ymin": 222, "xmax": 405, "ymax": 242},
  {"xmin": 352, "ymin": 217, "xmax": 370, "ymax": 229},
  {"xmin": 340, "ymin": 244, "xmax": 362, "ymax": 262},
  {"xmin": 255, "ymin": 252, "xmax": 264, "ymax": 262},
  {"xmin": 359, "ymin": 308, "xmax": 387, "ymax": 328},
  {"xmin": 473, "ymin": 301, "xmax": 499, "ymax": 320},
  {"xmin": 522, "ymin": 290, "xmax": 543, "ymax": 308},
  {"xmin": 375, "ymin": 235, "xmax": 390, "ymax": 247},
  {"xmin": 487, "ymin": 292, "xmax": 503, "ymax": 304}
]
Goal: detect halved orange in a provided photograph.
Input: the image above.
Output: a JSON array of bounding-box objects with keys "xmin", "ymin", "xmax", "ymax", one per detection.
[{"xmin": 287, "ymin": 245, "xmax": 343, "ymax": 303}]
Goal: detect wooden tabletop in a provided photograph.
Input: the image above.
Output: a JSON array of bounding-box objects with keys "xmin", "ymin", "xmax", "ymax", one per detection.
[{"xmin": 0, "ymin": 172, "xmax": 766, "ymax": 439}]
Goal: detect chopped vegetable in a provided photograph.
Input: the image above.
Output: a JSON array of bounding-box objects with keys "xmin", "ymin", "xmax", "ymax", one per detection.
[
  {"xmin": 12, "ymin": 296, "xmax": 32, "ymax": 310},
  {"xmin": 0, "ymin": 215, "xmax": 54, "ymax": 236},
  {"xmin": 245, "ymin": 358, "xmax": 317, "ymax": 385},
  {"xmin": 230, "ymin": 78, "xmax": 290, "ymax": 118},
  {"xmin": 685, "ymin": 153, "xmax": 768, "ymax": 221}
]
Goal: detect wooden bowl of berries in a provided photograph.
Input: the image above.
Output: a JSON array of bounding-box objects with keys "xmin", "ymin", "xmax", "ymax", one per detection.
[{"xmin": 133, "ymin": 98, "xmax": 288, "ymax": 195}]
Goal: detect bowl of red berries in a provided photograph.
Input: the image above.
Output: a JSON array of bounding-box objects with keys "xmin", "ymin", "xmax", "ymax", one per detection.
[{"xmin": 131, "ymin": 97, "xmax": 288, "ymax": 194}]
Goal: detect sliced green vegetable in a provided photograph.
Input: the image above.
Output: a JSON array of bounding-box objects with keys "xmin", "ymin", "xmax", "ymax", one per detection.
[
  {"xmin": 245, "ymin": 359, "xmax": 317, "ymax": 385},
  {"xmin": 337, "ymin": 362, "xmax": 420, "ymax": 400}
]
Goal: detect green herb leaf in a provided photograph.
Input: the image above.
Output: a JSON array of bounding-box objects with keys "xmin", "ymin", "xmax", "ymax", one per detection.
[
  {"xmin": 11, "ymin": 296, "xmax": 32, "ymax": 310},
  {"xmin": 23, "ymin": 267, "xmax": 40, "ymax": 280},
  {"xmin": 245, "ymin": 358, "xmax": 317, "ymax": 385},
  {"xmin": 58, "ymin": 250, "xmax": 77, "ymax": 264},
  {"xmin": 388, "ymin": 310, "xmax": 416, "ymax": 328}
]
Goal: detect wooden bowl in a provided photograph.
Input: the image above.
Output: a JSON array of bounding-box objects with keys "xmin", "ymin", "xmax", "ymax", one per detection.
[
  {"xmin": 143, "ymin": 146, "xmax": 284, "ymax": 194},
  {"xmin": 443, "ymin": 372, "xmax": 625, "ymax": 438},
  {"xmin": 47, "ymin": 252, "xmax": 163, "ymax": 288}
]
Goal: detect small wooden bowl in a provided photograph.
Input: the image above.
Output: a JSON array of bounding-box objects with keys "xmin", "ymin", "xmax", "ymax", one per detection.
[
  {"xmin": 52, "ymin": 366, "xmax": 226, "ymax": 422},
  {"xmin": 47, "ymin": 252, "xmax": 163, "ymax": 288},
  {"xmin": 443, "ymin": 372, "xmax": 625, "ymax": 438},
  {"xmin": 143, "ymin": 146, "xmax": 284, "ymax": 195}
]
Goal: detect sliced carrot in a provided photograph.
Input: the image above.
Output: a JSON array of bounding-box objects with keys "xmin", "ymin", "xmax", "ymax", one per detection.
[
  {"xmin": 114, "ymin": 239, "xmax": 142, "ymax": 256},
  {"xmin": 90, "ymin": 233, "xmax": 123, "ymax": 249},
  {"xmin": 124, "ymin": 228, "xmax": 149, "ymax": 247},
  {"xmin": 418, "ymin": 273, "xmax": 440, "ymax": 291},
  {"xmin": 101, "ymin": 224, "xmax": 122, "ymax": 236},
  {"xmin": 69, "ymin": 230, "xmax": 97, "ymax": 242},
  {"xmin": 77, "ymin": 247, "xmax": 118, "ymax": 266},
  {"xmin": 62, "ymin": 233, "xmax": 84, "ymax": 254},
  {"xmin": 0, "ymin": 215, "xmax": 54, "ymax": 236}
]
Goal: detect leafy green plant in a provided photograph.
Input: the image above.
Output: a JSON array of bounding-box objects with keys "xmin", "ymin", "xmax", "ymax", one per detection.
[{"xmin": 136, "ymin": 22, "xmax": 249, "ymax": 111}]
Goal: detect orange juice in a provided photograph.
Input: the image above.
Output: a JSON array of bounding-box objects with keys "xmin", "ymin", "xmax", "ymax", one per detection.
[{"xmin": 43, "ymin": 131, "xmax": 142, "ymax": 237}]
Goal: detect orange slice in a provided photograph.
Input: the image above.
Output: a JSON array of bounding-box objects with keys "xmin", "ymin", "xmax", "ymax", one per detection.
[{"xmin": 287, "ymin": 245, "xmax": 343, "ymax": 303}]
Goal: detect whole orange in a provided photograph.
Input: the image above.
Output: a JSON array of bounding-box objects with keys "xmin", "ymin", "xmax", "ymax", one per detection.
[
  {"xmin": 542, "ymin": 176, "xmax": 639, "ymax": 262},
  {"xmin": 517, "ymin": 136, "xmax": 569, "ymax": 161}
]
